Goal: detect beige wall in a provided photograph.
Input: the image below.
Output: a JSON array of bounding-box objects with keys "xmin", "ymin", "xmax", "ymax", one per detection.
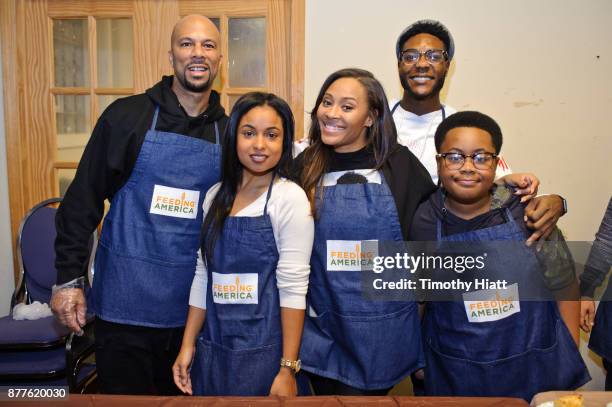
[
  {"xmin": 305, "ymin": 0, "xmax": 611, "ymax": 390},
  {"xmin": 305, "ymin": 0, "xmax": 612, "ymax": 242}
]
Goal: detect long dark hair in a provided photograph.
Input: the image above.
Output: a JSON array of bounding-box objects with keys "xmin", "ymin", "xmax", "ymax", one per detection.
[
  {"xmin": 201, "ymin": 92, "xmax": 295, "ymax": 266},
  {"xmin": 301, "ymin": 68, "xmax": 398, "ymax": 216}
]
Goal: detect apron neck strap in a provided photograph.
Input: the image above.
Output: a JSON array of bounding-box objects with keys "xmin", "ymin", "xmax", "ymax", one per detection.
[
  {"xmin": 263, "ymin": 172, "xmax": 276, "ymax": 216},
  {"xmin": 391, "ymin": 101, "xmax": 400, "ymax": 114},
  {"xmin": 150, "ymin": 106, "xmax": 219, "ymax": 142},
  {"xmin": 436, "ymin": 189, "xmax": 447, "ymax": 240},
  {"xmin": 501, "ymin": 207, "xmax": 517, "ymax": 227},
  {"xmin": 436, "ymin": 218, "xmax": 443, "ymax": 241},
  {"xmin": 150, "ymin": 106, "xmax": 160, "ymax": 131}
]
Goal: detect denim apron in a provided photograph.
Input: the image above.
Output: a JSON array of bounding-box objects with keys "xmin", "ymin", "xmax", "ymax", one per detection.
[
  {"xmin": 299, "ymin": 173, "xmax": 423, "ymax": 390},
  {"xmin": 92, "ymin": 106, "xmax": 221, "ymax": 327},
  {"xmin": 423, "ymin": 204, "xmax": 590, "ymax": 400},
  {"xmin": 192, "ymin": 176, "xmax": 282, "ymax": 396},
  {"xmin": 589, "ymin": 282, "xmax": 612, "ymax": 361}
]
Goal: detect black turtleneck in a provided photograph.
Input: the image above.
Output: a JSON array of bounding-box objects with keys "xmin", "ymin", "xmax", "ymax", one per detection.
[{"xmin": 293, "ymin": 144, "xmax": 436, "ymax": 239}]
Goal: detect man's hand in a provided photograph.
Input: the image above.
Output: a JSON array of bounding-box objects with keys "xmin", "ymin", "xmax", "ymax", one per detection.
[
  {"xmin": 172, "ymin": 345, "xmax": 195, "ymax": 395},
  {"xmin": 496, "ymin": 173, "xmax": 539, "ymax": 202},
  {"xmin": 524, "ymin": 195, "xmax": 565, "ymax": 246},
  {"xmin": 580, "ymin": 299, "xmax": 596, "ymax": 333},
  {"xmin": 50, "ymin": 288, "xmax": 86, "ymax": 335},
  {"xmin": 269, "ymin": 368, "xmax": 297, "ymax": 397}
]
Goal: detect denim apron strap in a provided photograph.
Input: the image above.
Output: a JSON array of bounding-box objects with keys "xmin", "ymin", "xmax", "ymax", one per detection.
[
  {"xmin": 263, "ymin": 172, "xmax": 276, "ymax": 216},
  {"xmin": 150, "ymin": 106, "xmax": 160, "ymax": 130},
  {"xmin": 391, "ymin": 101, "xmax": 400, "ymax": 114}
]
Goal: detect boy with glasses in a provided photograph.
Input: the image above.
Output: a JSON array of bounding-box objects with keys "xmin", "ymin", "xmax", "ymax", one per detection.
[{"xmin": 409, "ymin": 111, "xmax": 590, "ymax": 400}]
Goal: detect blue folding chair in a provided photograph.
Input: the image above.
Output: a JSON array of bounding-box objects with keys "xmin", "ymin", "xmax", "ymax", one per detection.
[{"xmin": 0, "ymin": 198, "xmax": 97, "ymax": 392}]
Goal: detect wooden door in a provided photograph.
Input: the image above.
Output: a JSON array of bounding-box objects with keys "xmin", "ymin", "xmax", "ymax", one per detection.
[{"xmin": 0, "ymin": 0, "xmax": 304, "ymax": 283}]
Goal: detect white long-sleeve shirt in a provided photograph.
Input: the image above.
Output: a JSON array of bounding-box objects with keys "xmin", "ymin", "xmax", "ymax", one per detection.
[{"xmin": 189, "ymin": 178, "xmax": 313, "ymax": 310}]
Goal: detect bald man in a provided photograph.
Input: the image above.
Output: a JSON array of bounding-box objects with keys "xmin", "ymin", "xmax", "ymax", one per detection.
[{"xmin": 51, "ymin": 15, "xmax": 228, "ymax": 395}]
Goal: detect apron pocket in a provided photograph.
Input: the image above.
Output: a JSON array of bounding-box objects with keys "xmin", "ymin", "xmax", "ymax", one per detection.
[
  {"xmin": 216, "ymin": 316, "xmax": 281, "ymax": 350},
  {"xmin": 302, "ymin": 304, "xmax": 422, "ymax": 389},
  {"xmin": 101, "ymin": 219, "xmax": 201, "ymax": 265},
  {"xmin": 93, "ymin": 243, "xmax": 194, "ymax": 326},
  {"xmin": 192, "ymin": 337, "xmax": 282, "ymax": 396},
  {"xmin": 425, "ymin": 318, "xmax": 590, "ymax": 400}
]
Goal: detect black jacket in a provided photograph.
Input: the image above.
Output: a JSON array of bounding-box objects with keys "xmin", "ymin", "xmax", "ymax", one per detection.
[
  {"xmin": 55, "ymin": 76, "xmax": 228, "ymax": 284},
  {"xmin": 580, "ymin": 196, "xmax": 612, "ymax": 297}
]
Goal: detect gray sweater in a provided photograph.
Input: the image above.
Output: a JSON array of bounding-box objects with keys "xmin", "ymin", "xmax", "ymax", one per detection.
[{"xmin": 580, "ymin": 196, "xmax": 612, "ymax": 297}]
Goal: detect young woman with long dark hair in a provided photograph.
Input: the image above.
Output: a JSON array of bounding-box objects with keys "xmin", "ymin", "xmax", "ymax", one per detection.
[
  {"xmin": 173, "ymin": 92, "xmax": 313, "ymax": 396},
  {"xmin": 295, "ymin": 68, "xmax": 436, "ymax": 395}
]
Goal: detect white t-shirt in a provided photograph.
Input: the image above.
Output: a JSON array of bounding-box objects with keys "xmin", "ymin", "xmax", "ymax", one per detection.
[
  {"xmin": 293, "ymin": 138, "xmax": 310, "ymax": 157},
  {"xmin": 189, "ymin": 178, "xmax": 313, "ymax": 310},
  {"xmin": 390, "ymin": 101, "xmax": 512, "ymax": 184}
]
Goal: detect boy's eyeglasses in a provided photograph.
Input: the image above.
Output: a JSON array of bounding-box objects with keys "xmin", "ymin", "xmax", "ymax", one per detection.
[
  {"xmin": 436, "ymin": 152, "xmax": 498, "ymax": 170},
  {"xmin": 400, "ymin": 49, "xmax": 448, "ymax": 65}
]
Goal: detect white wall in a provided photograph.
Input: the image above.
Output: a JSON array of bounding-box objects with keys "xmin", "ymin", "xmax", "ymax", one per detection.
[
  {"xmin": 306, "ymin": 0, "xmax": 611, "ymax": 391},
  {"xmin": 306, "ymin": 0, "xmax": 612, "ymax": 242},
  {"xmin": 0, "ymin": 49, "xmax": 15, "ymax": 317}
]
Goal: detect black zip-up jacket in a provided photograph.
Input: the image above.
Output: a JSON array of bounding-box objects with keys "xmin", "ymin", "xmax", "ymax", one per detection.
[{"xmin": 55, "ymin": 75, "xmax": 228, "ymax": 284}]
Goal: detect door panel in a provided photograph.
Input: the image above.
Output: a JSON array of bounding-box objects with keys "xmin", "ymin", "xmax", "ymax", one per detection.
[{"xmin": 1, "ymin": 0, "xmax": 304, "ymax": 283}]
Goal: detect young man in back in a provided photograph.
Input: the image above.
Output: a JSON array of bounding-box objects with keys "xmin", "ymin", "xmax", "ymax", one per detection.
[{"xmin": 393, "ymin": 19, "xmax": 565, "ymax": 243}]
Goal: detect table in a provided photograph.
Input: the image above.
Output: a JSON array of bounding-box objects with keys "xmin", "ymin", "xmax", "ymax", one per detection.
[{"xmin": 14, "ymin": 394, "xmax": 530, "ymax": 407}]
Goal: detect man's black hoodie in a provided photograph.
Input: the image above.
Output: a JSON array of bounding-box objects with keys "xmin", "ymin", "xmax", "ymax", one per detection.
[{"xmin": 55, "ymin": 76, "xmax": 228, "ymax": 284}]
